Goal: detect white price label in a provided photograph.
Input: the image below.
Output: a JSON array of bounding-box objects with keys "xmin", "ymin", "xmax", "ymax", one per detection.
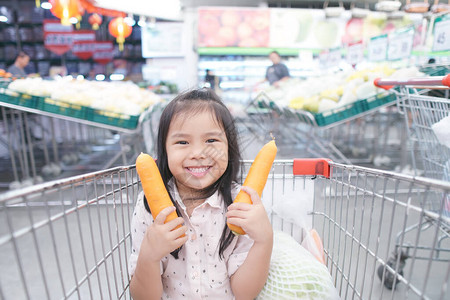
[
  {"xmin": 44, "ymin": 33, "xmax": 74, "ymax": 46},
  {"xmin": 347, "ymin": 43, "xmax": 364, "ymax": 65},
  {"xmin": 368, "ymin": 35, "xmax": 388, "ymax": 61},
  {"xmin": 72, "ymin": 43, "xmax": 95, "ymax": 53},
  {"xmin": 388, "ymin": 29, "xmax": 414, "ymax": 60},
  {"xmin": 319, "ymin": 51, "xmax": 329, "ymax": 66},
  {"xmin": 433, "ymin": 18, "xmax": 450, "ymax": 52},
  {"xmin": 328, "ymin": 48, "xmax": 341, "ymax": 67}
]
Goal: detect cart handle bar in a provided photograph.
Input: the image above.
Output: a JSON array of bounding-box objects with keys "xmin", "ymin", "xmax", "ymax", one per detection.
[
  {"xmin": 293, "ymin": 158, "xmax": 332, "ymax": 178},
  {"xmin": 374, "ymin": 74, "xmax": 450, "ymax": 90}
]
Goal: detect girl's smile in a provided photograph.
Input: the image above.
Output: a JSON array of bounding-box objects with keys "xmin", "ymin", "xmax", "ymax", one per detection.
[{"xmin": 185, "ymin": 166, "xmax": 212, "ymax": 177}]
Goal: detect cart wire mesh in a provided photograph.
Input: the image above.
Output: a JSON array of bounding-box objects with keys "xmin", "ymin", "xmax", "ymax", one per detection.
[
  {"xmin": 375, "ymin": 74, "xmax": 450, "ymax": 182},
  {"xmin": 0, "ymin": 159, "xmax": 449, "ymax": 299}
]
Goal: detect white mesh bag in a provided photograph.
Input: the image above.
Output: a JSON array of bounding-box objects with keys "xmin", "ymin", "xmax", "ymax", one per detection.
[{"xmin": 257, "ymin": 231, "xmax": 341, "ymax": 300}]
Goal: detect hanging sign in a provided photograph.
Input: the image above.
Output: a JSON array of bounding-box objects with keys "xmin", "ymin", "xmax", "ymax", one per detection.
[
  {"xmin": 346, "ymin": 41, "xmax": 364, "ymax": 65},
  {"xmin": 432, "ymin": 16, "xmax": 450, "ymax": 52},
  {"xmin": 92, "ymin": 42, "xmax": 114, "ymax": 64},
  {"xmin": 72, "ymin": 41, "xmax": 96, "ymax": 59},
  {"xmin": 71, "ymin": 30, "xmax": 96, "ymax": 59},
  {"xmin": 43, "ymin": 19, "xmax": 74, "ymax": 55},
  {"xmin": 368, "ymin": 34, "xmax": 388, "ymax": 61},
  {"xmin": 387, "ymin": 28, "xmax": 414, "ymax": 60}
]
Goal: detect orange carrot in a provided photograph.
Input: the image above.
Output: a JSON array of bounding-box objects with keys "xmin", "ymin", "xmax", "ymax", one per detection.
[
  {"xmin": 227, "ymin": 140, "xmax": 277, "ymax": 235},
  {"xmin": 136, "ymin": 153, "xmax": 180, "ymax": 228}
]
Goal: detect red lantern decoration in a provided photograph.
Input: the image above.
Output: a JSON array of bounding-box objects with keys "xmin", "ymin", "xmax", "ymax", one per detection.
[
  {"xmin": 89, "ymin": 13, "xmax": 102, "ymax": 30},
  {"xmin": 108, "ymin": 17, "xmax": 132, "ymax": 51},
  {"xmin": 50, "ymin": 0, "xmax": 84, "ymax": 26}
]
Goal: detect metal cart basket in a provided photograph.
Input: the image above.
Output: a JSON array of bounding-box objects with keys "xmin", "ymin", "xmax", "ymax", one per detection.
[
  {"xmin": 1, "ymin": 159, "xmax": 449, "ymax": 299},
  {"xmin": 375, "ymin": 75, "xmax": 450, "ymax": 181}
]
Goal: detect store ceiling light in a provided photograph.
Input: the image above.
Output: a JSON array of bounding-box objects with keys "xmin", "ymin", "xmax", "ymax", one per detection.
[
  {"xmin": 41, "ymin": 1, "xmax": 52, "ymax": 10},
  {"xmin": 0, "ymin": 16, "xmax": 7, "ymax": 22},
  {"xmin": 375, "ymin": 1, "xmax": 402, "ymax": 12},
  {"xmin": 124, "ymin": 16, "xmax": 136, "ymax": 26},
  {"xmin": 324, "ymin": 1, "xmax": 344, "ymax": 18},
  {"xmin": 110, "ymin": 74, "xmax": 125, "ymax": 81},
  {"xmin": 351, "ymin": 7, "xmax": 370, "ymax": 18},
  {"xmin": 138, "ymin": 16, "xmax": 146, "ymax": 27}
]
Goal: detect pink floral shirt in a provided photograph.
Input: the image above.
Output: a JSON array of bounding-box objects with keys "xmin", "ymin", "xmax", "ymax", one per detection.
[{"xmin": 129, "ymin": 180, "xmax": 254, "ymax": 299}]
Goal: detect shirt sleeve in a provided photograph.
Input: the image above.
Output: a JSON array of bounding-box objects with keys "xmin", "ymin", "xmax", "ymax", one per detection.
[
  {"xmin": 227, "ymin": 234, "xmax": 254, "ymax": 277},
  {"xmin": 128, "ymin": 191, "xmax": 163, "ymax": 277}
]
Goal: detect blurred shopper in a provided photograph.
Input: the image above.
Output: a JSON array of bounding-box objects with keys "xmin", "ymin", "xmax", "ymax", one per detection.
[
  {"xmin": 265, "ymin": 51, "xmax": 290, "ymax": 87},
  {"xmin": 7, "ymin": 51, "xmax": 30, "ymax": 77},
  {"xmin": 204, "ymin": 69, "xmax": 220, "ymax": 90}
]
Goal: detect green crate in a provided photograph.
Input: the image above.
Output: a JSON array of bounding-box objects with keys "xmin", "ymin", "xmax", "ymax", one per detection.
[
  {"xmin": 0, "ymin": 80, "xmax": 11, "ymax": 89},
  {"xmin": 86, "ymin": 108, "xmax": 139, "ymax": 129},
  {"xmin": 39, "ymin": 97, "xmax": 87, "ymax": 119},
  {"xmin": 362, "ymin": 93, "xmax": 397, "ymax": 110},
  {"xmin": 313, "ymin": 100, "xmax": 364, "ymax": 127},
  {"xmin": 421, "ymin": 66, "xmax": 449, "ymax": 76},
  {"xmin": 0, "ymin": 90, "xmax": 39, "ymax": 109}
]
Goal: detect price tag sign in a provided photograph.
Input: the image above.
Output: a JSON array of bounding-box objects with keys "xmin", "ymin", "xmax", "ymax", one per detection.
[
  {"xmin": 368, "ymin": 34, "xmax": 388, "ymax": 61},
  {"xmin": 319, "ymin": 50, "xmax": 329, "ymax": 67},
  {"xmin": 43, "ymin": 19, "xmax": 74, "ymax": 55},
  {"xmin": 328, "ymin": 48, "xmax": 341, "ymax": 67},
  {"xmin": 388, "ymin": 28, "xmax": 414, "ymax": 60},
  {"xmin": 432, "ymin": 17, "xmax": 450, "ymax": 52},
  {"xmin": 72, "ymin": 41, "xmax": 96, "ymax": 60},
  {"xmin": 44, "ymin": 33, "xmax": 74, "ymax": 55},
  {"xmin": 93, "ymin": 42, "xmax": 114, "ymax": 65},
  {"xmin": 346, "ymin": 41, "xmax": 364, "ymax": 65}
]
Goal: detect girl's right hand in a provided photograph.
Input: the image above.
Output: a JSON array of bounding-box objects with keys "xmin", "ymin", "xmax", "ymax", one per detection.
[{"xmin": 141, "ymin": 206, "xmax": 188, "ymax": 262}]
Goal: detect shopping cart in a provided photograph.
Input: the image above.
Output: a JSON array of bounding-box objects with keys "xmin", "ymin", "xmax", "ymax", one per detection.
[
  {"xmin": 375, "ymin": 74, "xmax": 450, "ymax": 180},
  {"xmin": 1, "ymin": 158, "xmax": 449, "ymax": 299}
]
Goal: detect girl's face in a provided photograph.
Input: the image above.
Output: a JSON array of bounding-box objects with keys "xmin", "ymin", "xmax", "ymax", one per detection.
[{"xmin": 166, "ymin": 109, "xmax": 229, "ymax": 198}]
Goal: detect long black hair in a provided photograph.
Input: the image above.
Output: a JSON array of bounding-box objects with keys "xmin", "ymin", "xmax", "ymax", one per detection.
[{"xmin": 144, "ymin": 88, "xmax": 241, "ymax": 259}]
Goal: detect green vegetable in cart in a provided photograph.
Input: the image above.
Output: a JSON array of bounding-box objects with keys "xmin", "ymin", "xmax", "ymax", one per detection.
[{"xmin": 257, "ymin": 231, "xmax": 341, "ymax": 300}]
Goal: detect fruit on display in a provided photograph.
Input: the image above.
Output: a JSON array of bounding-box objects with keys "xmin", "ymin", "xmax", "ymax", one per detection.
[
  {"xmin": 7, "ymin": 77, "xmax": 162, "ymax": 116},
  {"xmin": 0, "ymin": 69, "xmax": 13, "ymax": 78},
  {"xmin": 256, "ymin": 65, "xmax": 425, "ymax": 114}
]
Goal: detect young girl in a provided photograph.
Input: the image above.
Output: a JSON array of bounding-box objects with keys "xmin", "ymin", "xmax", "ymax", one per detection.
[{"xmin": 129, "ymin": 88, "xmax": 273, "ymax": 300}]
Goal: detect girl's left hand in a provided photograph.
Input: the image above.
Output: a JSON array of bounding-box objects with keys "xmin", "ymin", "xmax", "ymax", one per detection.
[{"xmin": 226, "ymin": 186, "xmax": 273, "ymax": 244}]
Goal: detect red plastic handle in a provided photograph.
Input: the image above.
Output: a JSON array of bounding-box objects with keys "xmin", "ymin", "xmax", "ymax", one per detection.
[
  {"xmin": 374, "ymin": 77, "xmax": 394, "ymax": 90},
  {"xmin": 374, "ymin": 74, "xmax": 450, "ymax": 89},
  {"xmin": 293, "ymin": 158, "xmax": 333, "ymax": 178},
  {"xmin": 443, "ymin": 74, "xmax": 450, "ymax": 87}
]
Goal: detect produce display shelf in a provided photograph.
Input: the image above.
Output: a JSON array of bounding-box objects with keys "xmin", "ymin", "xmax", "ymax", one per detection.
[
  {"xmin": 420, "ymin": 65, "xmax": 450, "ymax": 76},
  {"xmin": 254, "ymin": 91, "xmax": 396, "ymax": 128},
  {"xmin": 312, "ymin": 99, "xmax": 366, "ymax": 127},
  {"xmin": 40, "ymin": 97, "xmax": 87, "ymax": 119},
  {"xmin": 0, "ymin": 89, "xmax": 42, "ymax": 109},
  {"xmin": 85, "ymin": 108, "xmax": 140, "ymax": 130},
  {"xmin": 0, "ymin": 88, "xmax": 150, "ymax": 131}
]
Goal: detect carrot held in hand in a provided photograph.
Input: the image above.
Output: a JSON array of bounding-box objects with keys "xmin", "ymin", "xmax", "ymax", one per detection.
[
  {"xmin": 227, "ymin": 140, "xmax": 277, "ymax": 235},
  {"xmin": 136, "ymin": 153, "xmax": 182, "ymax": 233}
]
